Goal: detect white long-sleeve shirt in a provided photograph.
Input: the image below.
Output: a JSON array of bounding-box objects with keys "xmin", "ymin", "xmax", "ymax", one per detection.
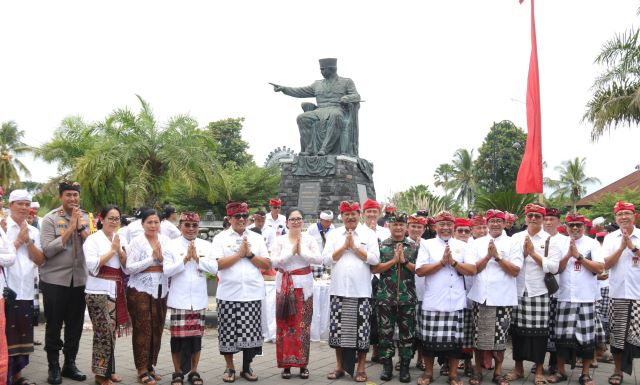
[
  {"xmin": 322, "ymin": 224, "xmax": 380, "ymax": 298},
  {"xmin": 83, "ymin": 230, "xmax": 128, "ymax": 298},
  {"xmin": 126, "ymin": 233, "xmax": 171, "ymax": 298},
  {"xmin": 511, "ymin": 229, "xmax": 562, "ymax": 297},
  {"xmin": 165, "ymin": 236, "xmax": 217, "ymax": 310},
  {"xmin": 602, "ymin": 227, "xmax": 640, "ymax": 300},
  {"xmin": 5, "ymin": 217, "xmax": 40, "ymax": 300},
  {"xmin": 270, "ymin": 233, "xmax": 322, "ymax": 300}
]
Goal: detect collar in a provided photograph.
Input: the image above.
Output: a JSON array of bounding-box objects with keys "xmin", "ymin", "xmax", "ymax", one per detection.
[
  {"xmin": 6, "ymin": 216, "xmax": 19, "ymax": 230},
  {"xmin": 340, "ymin": 224, "xmax": 362, "ymax": 235},
  {"xmin": 614, "ymin": 227, "xmax": 640, "ymax": 238},
  {"xmin": 381, "ymin": 236, "xmax": 409, "ymax": 246},
  {"xmin": 527, "ymin": 228, "xmax": 547, "ymax": 239}
]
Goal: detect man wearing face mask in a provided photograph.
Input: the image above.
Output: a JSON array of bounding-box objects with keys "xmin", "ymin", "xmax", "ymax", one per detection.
[
  {"xmin": 505, "ymin": 204, "xmax": 561, "ymax": 385},
  {"xmin": 602, "ymin": 201, "xmax": 640, "ymax": 383},
  {"xmin": 323, "ymin": 201, "xmax": 380, "ymax": 383},
  {"xmin": 415, "ymin": 211, "xmax": 477, "ymax": 385},
  {"xmin": 467, "ymin": 209, "xmax": 522, "ymax": 385}
]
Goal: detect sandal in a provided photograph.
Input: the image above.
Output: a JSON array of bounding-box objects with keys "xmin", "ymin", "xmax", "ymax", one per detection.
[
  {"xmin": 138, "ymin": 373, "xmax": 156, "ymax": 385},
  {"xmin": 579, "ymin": 374, "xmax": 594, "ymax": 385},
  {"xmin": 94, "ymin": 376, "xmax": 114, "ymax": 385},
  {"xmin": 240, "ymin": 368, "xmax": 258, "ymax": 382},
  {"xmin": 534, "ymin": 375, "xmax": 548, "ymax": 385},
  {"xmin": 111, "ymin": 374, "xmax": 123, "ymax": 383},
  {"xmin": 148, "ymin": 369, "xmax": 161, "ymax": 381},
  {"xmin": 608, "ymin": 373, "xmax": 623, "ymax": 385},
  {"xmin": 172, "ymin": 372, "xmax": 184, "ymax": 385},
  {"xmin": 327, "ymin": 369, "xmax": 345, "ymax": 380},
  {"xmin": 354, "ymin": 371, "xmax": 368, "ymax": 382},
  {"xmin": 441, "ymin": 364, "xmax": 450, "ymax": 376},
  {"xmin": 281, "ymin": 368, "xmax": 291, "ymax": 379},
  {"xmin": 531, "ymin": 364, "xmax": 537, "ymax": 373},
  {"xmin": 492, "ymin": 375, "xmax": 509, "ymax": 385},
  {"xmin": 465, "ymin": 365, "xmax": 475, "ymax": 378},
  {"xmin": 416, "ymin": 361, "xmax": 426, "ymax": 371},
  {"xmin": 470, "ymin": 373, "xmax": 483, "ymax": 385},
  {"xmin": 222, "ymin": 368, "xmax": 236, "ymax": 383},
  {"xmin": 503, "ymin": 371, "xmax": 524, "ymax": 382},
  {"xmin": 546, "ymin": 373, "xmax": 568, "ymax": 383},
  {"xmin": 417, "ymin": 374, "xmax": 434, "ymax": 385},
  {"xmin": 187, "ymin": 371, "xmax": 203, "ymax": 385},
  {"xmin": 299, "ymin": 367, "xmax": 309, "ymax": 379},
  {"xmin": 448, "ymin": 376, "xmax": 464, "ymax": 385}
]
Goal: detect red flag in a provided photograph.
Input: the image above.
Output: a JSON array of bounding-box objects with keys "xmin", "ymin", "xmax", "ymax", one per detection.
[{"xmin": 516, "ymin": 0, "xmax": 543, "ymax": 194}]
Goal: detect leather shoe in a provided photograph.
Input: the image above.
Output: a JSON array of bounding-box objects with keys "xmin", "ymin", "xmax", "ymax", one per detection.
[
  {"xmin": 47, "ymin": 363, "xmax": 62, "ymax": 385},
  {"xmin": 62, "ymin": 360, "xmax": 87, "ymax": 381}
]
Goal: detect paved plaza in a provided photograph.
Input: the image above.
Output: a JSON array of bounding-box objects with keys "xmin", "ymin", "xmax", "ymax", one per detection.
[{"xmin": 18, "ymin": 322, "xmax": 639, "ymax": 385}]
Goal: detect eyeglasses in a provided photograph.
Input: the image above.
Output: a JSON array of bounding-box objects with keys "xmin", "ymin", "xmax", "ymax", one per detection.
[
  {"xmin": 615, "ymin": 211, "xmax": 634, "ymax": 217},
  {"xmin": 527, "ymin": 213, "xmax": 543, "ymax": 219},
  {"xmin": 233, "ymin": 213, "xmax": 249, "ymax": 219},
  {"xmin": 288, "ymin": 217, "xmax": 303, "ymax": 223},
  {"xmin": 456, "ymin": 229, "xmax": 471, "ymax": 234},
  {"xmin": 182, "ymin": 223, "xmax": 199, "ymax": 228},
  {"xmin": 567, "ymin": 223, "xmax": 584, "ymax": 228},
  {"xmin": 271, "ymin": 206, "xmax": 281, "ymax": 209},
  {"xmin": 487, "ymin": 219, "xmax": 504, "ymax": 225},
  {"xmin": 105, "ymin": 216, "xmax": 121, "ymax": 223}
]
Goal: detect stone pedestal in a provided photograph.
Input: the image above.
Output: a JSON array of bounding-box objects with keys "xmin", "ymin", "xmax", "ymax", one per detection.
[{"xmin": 279, "ymin": 155, "xmax": 376, "ymax": 218}]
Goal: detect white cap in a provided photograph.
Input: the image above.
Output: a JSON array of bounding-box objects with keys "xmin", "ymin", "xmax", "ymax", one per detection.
[
  {"xmin": 592, "ymin": 216, "xmax": 605, "ymax": 226},
  {"xmin": 319, "ymin": 210, "xmax": 334, "ymax": 221},
  {"xmin": 9, "ymin": 189, "xmax": 32, "ymax": 203},
  {"xmin": 30, "ymin": 201, "xmax": 40, "ymax": 209}
]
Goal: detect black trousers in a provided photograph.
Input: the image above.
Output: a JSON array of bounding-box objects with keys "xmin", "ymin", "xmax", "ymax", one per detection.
[{"xmin": 41, "ymin": 280, "xmax": 86, "ymax": 358}]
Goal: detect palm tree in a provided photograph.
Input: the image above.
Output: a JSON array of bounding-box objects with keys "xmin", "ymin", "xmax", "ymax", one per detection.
[
  {"xmin": 448, "ymin": 148, "xmax": 478, "ymax": 208},
  {"xmin": 0, "ymin": 121, "xmax": 34, "ymax": 190},
  {"xmin": 544, "ymin": 157, "xmax": 601, "ymax": 212},
  {"xmin": 433, "ymin": 164, "xmax": 455, "ymax": 194},
  {"xmin": 584, "ymin": 26, "xmax": 640, "ymax": 140}
]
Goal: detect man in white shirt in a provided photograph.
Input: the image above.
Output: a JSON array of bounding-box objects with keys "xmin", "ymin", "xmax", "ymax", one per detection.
[
  {"xmin": 323, "ymin": 201, "xmax": 380, "ymax": 382},
  {"xmin": 415, "ymin": 211, "xmax": 477, "ymax": 385},
  {"xmin": 5, "ymin": 190, "xmax": 45, "ymax": 385},
  {"xmin": 505, "ymin": 204, "xmax": 561, "ymax": 385},
  {"xmin": 266, "ymin": 198, "xmax": 287, "ymax": 237},
  {"xmin": 547, "ymin": 214, "xmax": 603, "ymax": 385},
  {"xmin": 164, "ymin": 212, "xmax": 218, "ymax": 385},
  {"xmin": 362, "ymin": 198, "xmax": 390, "ymax": 363},
  {"xmin": 542, "ymin": 207, "xmax": 564, "ymax": 375},
  {"xmin": 212, "ymin": 202, "xmax": 270, "ymax": 383},
  {"xmin": 602, "ymin": 201, "xmax": 640, "ymax": 381},
  {"xmin": 408, "ymin": 214, "xmax": 427, "ymax": 372},
  {"xmin": 467, "ymin": 209, "xmax": 521, "ymax": 385},
  {"xmin": 453, "ymin": 217, "xmax": 474, "ymax": 378},
  {"xmin": 248, "ymin": 211, "xmax": 275, "ymax": 250},
  {"xmin": 305, "ymin": 210, "xmax": 334, "ymax": 278}
]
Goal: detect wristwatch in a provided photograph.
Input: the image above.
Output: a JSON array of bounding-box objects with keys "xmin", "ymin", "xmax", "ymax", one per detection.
[
  {"xmin": 452, "ymin": 260, "xmax": 458, "ymax": 267},
  {"xmin": 494, "ymin": 256, "xmax": 502, "ymax": 262},
  {"xmin": 632, "ymin": 247, "xmax": 639, "ymax": 254},
  {"xmin": 577, "ymin": 253, "xmax": 584, "ymax": 261},
  {"xmin": 77, "ymin": 225, "xmax": 87, "ymax": 233},
  {"xmin": 402, "ymin": 259, "xmax": 410, "ymax": 266},
  {"xmin": 246, "ymin": 252, "xmax": 255, "ymax": 259}
]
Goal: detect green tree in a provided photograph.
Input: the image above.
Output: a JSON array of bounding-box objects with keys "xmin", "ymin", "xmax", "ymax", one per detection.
[
  {"xmin": 448, "ymin": 148, "xmax": 478, "ymax": 208},
  {"xmin": 584, "ymin": 25, "xmax": 640, "ymax": 140},
  {"xmin": 207, "ymin": 118, "xmax": 253, "ymax": 168},
  {"xmin": 36, "ymin": 116, "xmax": 95, "ymax": 173},
  {"xmin": 474, "ymin": 120, "xmax": 527, "ymax": 193},
  {"xmin": 579, "ymin": 188, "xmax": 640, "ymax": 223},
  {"xmin": 0, "ymin": 121, "xmax": 34, "ymax": 190},
  {"xmin": 544, "ymin": 157, "xmax": 601, "ymax": 213},
  {"xmin": 433, "ymin": 164, "xmax": 455, "ymax": 195},
  {"xmin": 388, "ymin": 184, "xmax": 461, "ymax": 216},
  {"xmin": 474, "ymin": 191, "xmax": 537, "ymax": 218}
]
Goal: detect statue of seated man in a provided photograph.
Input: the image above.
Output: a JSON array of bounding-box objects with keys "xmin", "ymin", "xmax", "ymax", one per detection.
[{"xmin": 272, "ymin": 58, "xmax": 361, "ymax": 156}]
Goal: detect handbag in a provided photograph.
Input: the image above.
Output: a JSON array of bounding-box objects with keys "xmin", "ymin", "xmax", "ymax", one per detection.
[
  {"xmin": 2, "ymin": 267, "xmax": 16, "ymax": 307},
  {"xmin": 542, "ymin": 237, "xmax": 559, "ymax": 295}
]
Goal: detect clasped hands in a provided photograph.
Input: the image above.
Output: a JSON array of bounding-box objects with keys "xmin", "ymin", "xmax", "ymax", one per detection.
[
  {"xmin": 183, "ymin": 241, "xmax": 200, "ymax": 264},
  {"xmin": 440, "ymin": 245, "xmax": 456, "ymax": 267}
]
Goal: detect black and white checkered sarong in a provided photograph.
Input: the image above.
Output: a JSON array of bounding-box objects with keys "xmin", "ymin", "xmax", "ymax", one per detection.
[
  {"xmin": 609, "ymin": 298, "xmax": 640, "ymax": 351},
  {"xmin": 512, "ymin": 292, "xmax": 550, "ymax": 336},
  {"xmin": 311, "ymin": 264, "xmax": 326, "ymax": 278},
  {"xmin": 596, "ymin": 286, "xmax": 610, "ymax": 324},
  {"xmin": 216, "ymin": 299, "xmax": 263, "ymax": 354},
  {"xmin": 419, "ymin": 309, "xmax": 464, "ymax": 351},
  {"xmin": 329, "ymin": 296, "xmax": 371, "ymax": 351},
  {"xmin": 547, "ymin": 296, "xmax": 558, "ymax": 351},
  {"xmin": 415, "ymin": 301, "xmax": 424, "ymax": 341},
  {"xmin": 462, "ymin": 307, "xmax": 474, "ymax": 349},
  {"xmin": 554, "ymin": 301, "xmax": 597, "ymax": 350},
  {"xmin": 473, "ymin": 303, "xmax": 512, "ymax": 351}
]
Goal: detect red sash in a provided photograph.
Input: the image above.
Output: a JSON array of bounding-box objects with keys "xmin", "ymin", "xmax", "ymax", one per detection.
[
  {"xmin": 276, "ymin": 266, "xmax": 311, "ymax": 320},
  {"xmin": 97, "ymin": 266, "xmax": 130, "ymax": 336}
]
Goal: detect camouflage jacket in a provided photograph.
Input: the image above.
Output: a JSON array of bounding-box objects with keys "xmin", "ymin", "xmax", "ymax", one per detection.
[{"xmin": 376, "ymin": 237, "xmax": 418, "ymax": 305}]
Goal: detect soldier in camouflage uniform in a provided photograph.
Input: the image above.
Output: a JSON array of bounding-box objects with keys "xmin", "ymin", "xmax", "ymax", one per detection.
[{"xmin": 371, "ymin": 212, "xmax": 418, "ymax": 383}]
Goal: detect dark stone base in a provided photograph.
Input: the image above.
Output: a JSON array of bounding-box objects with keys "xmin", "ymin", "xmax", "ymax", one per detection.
[{"xmin": 279, "ymin": 155, "xmax": 376, "ymax": 218}]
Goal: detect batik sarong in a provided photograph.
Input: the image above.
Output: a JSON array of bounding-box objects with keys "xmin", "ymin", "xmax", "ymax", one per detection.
[
  {"xmin": 276, "ymin": 288, "xmax": 313, "ymax": 368},
  {"xmin": 86, "ymin": 294, "xmax": 116, "ymax": 377},
  {"xmin": 126, "ymin": 287, "xmax": 167, "ymax": 371},
  {"xmin": 6, "ymin": 299, "xmax": 34, "ymax": 382}
]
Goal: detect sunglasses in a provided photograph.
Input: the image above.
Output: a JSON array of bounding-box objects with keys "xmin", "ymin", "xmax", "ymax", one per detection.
[
  {"xmin": 233, "ymin": 213, "xmax": 249, "ymax": 219},
  {"xmin": 182, "ymin": 223, "xmax": 199, "ymax": 228},
  {"xmin": 456, "ymin": 229, "xmax": 471, "ymax": 234},
  {"xmin": 527, "ymin": 213, "xmax": 543, "ymax": 219},
  {"xmin": 567, "ymin": 222, "xmax": 584, "ymax": 228}
]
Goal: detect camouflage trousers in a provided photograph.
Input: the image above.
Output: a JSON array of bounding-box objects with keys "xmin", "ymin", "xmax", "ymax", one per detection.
[{"xmin": 377, "ymin": 302, "xmax": 416, "ymax": 360}]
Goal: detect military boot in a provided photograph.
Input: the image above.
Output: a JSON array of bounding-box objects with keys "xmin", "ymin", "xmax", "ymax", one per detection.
[
  {"xmin": 47, "ymin": 351, "xmax": 62, "ymax": 385},
  {"xmin": 380, "ymin": 358, "xmax": 393, "ymax": 381},
  {"xmin": 399, "ymin": 359, "xmax": 411, "ymax": 383},
  {"xmin": 61, "ymin": 355, "xmax": 87, "ymax": 381}
]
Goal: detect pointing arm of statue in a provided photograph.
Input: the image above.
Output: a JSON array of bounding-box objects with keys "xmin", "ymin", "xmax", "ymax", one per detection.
[{"xmin": 269, "ymin": 82, "xmax": 284, "ymax": 92}]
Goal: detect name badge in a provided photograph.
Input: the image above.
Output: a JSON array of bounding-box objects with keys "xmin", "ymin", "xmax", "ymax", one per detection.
[
  {"xmin": 633, "ymin": 256, "xmax": 640, "ymax": 268},
  {"xmin": 574, "ymin": 260, "xmax": 582, "ymax": 272}
]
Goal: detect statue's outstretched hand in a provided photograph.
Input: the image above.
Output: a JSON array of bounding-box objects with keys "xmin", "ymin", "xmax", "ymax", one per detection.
[{"xmin": 269, "ymin": 82, "xmax": 283, "ymax": 92}]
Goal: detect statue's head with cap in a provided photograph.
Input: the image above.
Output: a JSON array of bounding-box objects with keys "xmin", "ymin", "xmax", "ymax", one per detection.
[{"xmin": 319, "ymin": 58, "xmax": 338, "ymax": 79}]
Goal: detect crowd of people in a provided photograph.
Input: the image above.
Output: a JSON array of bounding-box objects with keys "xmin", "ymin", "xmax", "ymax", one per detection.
[{"xmin": 0, "ymin": 181, "xmax": 638, "ymax": 385}]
